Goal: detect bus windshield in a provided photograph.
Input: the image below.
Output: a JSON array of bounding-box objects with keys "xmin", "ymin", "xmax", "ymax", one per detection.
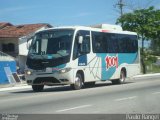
[{"xmin": 28, "ymin": 29, "xmax": 74, "ymax": 59}]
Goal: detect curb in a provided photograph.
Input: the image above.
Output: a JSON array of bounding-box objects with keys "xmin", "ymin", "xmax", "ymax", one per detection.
[
  {"xmin": 133, "ymin": 73, "xmax": 160, "ymax": 78},
  {"xmin": 0, "ymin": 83, "xmax": 30, "ymax": 92}
]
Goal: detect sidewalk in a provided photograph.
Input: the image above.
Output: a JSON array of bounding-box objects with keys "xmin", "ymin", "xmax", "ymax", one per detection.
[
  {"xmin": 0, "ymin": 81, "xmax": 29, "ymax": 92},
  {"xmin": 133, "ymin": 73, "xmax": 160, "ymax": 78}
]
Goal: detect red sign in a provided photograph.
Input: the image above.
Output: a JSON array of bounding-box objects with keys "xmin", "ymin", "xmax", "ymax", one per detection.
[{"xmin": 105, "ymin": 55, "xmax": 118, "ymax": 70}]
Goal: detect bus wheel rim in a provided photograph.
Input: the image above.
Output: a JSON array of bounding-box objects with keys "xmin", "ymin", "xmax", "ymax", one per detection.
[
  {"xmin": 120, "ymin": 72, "xmax": 125, "ymax": 82},
  {"xmin": 75, "ymin": 77, "xmax": 81, "ymax": 87}
]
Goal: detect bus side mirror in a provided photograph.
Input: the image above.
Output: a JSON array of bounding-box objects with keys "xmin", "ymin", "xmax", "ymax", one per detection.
[{"xmin": 78, "ymin": 36, "xmax": 83, "ymax": 44}]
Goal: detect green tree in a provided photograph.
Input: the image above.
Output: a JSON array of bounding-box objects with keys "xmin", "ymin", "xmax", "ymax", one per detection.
[
  {"xmin": 116, "ymin": 6, "xmax": 160, "ymax": 74},
  {"xmin": 149, "ymin": 9, "xmax": 160, "ymax": 55}
]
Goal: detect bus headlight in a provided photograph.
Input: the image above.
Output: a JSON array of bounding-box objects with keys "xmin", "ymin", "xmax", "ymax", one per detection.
[
  {"xmin": 25, "ymin": 70, "xmax": 32, "ymax": 75},
  {"xmin": 59, "ymin": 68, "xmax": 71, "ymax": 74}
]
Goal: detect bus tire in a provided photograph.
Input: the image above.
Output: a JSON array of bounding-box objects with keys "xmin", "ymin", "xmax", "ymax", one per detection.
[
  {"xmin": 112, "ymin": 70, "xmax": 126, "ymax": 84},
  {"xmin": 71, "ymin": 73, "xmax": 83, "ymax": 90},
  {"xmin": 32, "ymin": 85, "xmax": 44, "ymax": 92}
]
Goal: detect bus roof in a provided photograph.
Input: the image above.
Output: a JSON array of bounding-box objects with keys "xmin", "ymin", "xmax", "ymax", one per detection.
[{"xmin": 37, "ymin": 24, "xmax": 137, "ymax": 35}]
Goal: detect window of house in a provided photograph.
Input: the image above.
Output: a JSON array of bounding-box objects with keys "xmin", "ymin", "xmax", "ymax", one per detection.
[{"xmin": 2, "ymin": 43, "xmax": 15, "ymax": 52}]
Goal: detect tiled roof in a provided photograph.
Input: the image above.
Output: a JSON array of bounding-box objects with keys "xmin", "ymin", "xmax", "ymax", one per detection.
[
  {"xmin": 0, "ymin": 22, "xmax": 52, "ymax": 38},
  {"xmin": 0, "ymin": 22, "xmax": 13, "ymax": 29}
]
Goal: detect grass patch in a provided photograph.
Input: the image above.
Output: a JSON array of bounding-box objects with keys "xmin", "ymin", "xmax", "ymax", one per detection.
[{"xmin": 144, "ymin": 60, "xmax": 160, "ymax": 73}]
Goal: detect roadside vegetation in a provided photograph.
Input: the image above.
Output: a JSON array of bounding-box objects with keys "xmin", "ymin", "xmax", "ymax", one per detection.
[
  {"xmin": 143, "ymin": 49, "xmax": 160, "ymax": 73},
  {"xmin": 116, "ymin": 6, "xmax": 160, "ymax": 74}
]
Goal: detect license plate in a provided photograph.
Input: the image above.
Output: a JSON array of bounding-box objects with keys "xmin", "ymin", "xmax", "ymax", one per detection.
[{"xmin": 46, "ymin": 68, "xmax": 52, "ymax": 73}]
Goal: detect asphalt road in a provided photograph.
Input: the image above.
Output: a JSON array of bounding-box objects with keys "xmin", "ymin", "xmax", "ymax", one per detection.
[{"xmin": 0, "ymin": 75, "xmax": 160, "ymax": 114}]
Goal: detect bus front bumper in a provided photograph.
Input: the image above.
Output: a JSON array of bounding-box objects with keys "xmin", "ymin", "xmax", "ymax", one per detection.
[{"xmin": 25, "ymin": 68, "xmax": 73, "ymax": 86}]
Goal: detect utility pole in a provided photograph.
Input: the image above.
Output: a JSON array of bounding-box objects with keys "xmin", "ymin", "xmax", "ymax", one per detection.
[
  {"xmin": 115, "ymin": 0, "xmax": 125, "ymax": 26},
  {"xmin": 115, "ymin": 0, "xmax": 125, "ymax": 17}
]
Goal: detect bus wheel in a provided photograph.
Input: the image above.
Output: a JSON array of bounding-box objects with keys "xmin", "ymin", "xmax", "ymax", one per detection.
[
  {"xmin": 112, "ymin": 70, "xmax": 126, "ymax": 84},
  {"xmin": 71, "ymin": 73, "xmax": 83, "ymax": 90},
  {"xmin": 119, "ymin": 70, "xmax": 126, "ymax": 83},
  {"xmin": 32, "ymin": 85, "xmax": 44, "ymax": 92}
]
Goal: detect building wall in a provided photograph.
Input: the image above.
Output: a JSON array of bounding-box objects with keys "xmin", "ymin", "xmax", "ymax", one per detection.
[
  {"xmin": 18, "ymin": 55, "xmax": 27, "ymax": 72},
  {"xmin": 19, "ymin": 37, "xmax": 31, "ymax": 56}
]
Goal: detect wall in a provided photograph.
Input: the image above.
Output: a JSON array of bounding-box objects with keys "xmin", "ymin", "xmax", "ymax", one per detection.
[
  {"xmin": 19, "ymin": 37, "xmax": 31, "ymax": 56},
  {"xmin": 18, "ymin": 55, "xmax": 27, "ymax": 72},
  {"xmin": 0, "ymin": 61, "xmax": 16, "ymax": 84}
]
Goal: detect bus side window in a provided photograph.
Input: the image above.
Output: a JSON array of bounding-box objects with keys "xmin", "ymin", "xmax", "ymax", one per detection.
[
  {"xmin": 92, "ymin": 32, "xmax": 107, "ymax": 53},
  {"xmin": 73, "ymin": 30, "xmax": 90, "ymax": 60}
]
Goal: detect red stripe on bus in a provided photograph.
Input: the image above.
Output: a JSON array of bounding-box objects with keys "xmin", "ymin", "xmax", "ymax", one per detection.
[{"xmin": 102, "ymin": 30, "xmax": 109, "ymax": 32}]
